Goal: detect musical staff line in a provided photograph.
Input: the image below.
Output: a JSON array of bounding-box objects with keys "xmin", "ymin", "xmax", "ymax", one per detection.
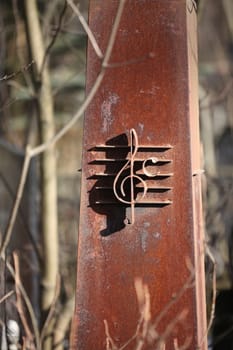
[
  {"xmin": 89, "ymin": 145, "xmax": 173, "ymax": 150},
  {"xmin": 88, "ymin": 128, "xmax": 173, "ymax": 225},
  {"xmin": 89, "ymin": 158, "xmax": 172, "ymax": 164},
  {"xmin": 93, "ymin": 200, "xmax": 172, "ymax": 206},
  {"xmin": 88, "ymin": 173, "xmax": 173, "ymax": 178}
]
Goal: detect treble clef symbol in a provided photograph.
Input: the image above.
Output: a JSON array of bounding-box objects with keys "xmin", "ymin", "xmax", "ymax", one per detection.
[{"xmin": 113, "ymin": 129, "xmax": 148, "ymax": 225}]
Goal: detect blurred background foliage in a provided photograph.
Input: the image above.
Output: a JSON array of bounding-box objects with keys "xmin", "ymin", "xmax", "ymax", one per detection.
[
  {"xmin": 198, "ymin": 1, "xmax": 233, "ymax": 348},
  {"xmin": 0, "ymin": 1, "xmax": 88, "ymax": 348},
  {"xmin": 0, "ymin": 0, "xmax": 88, "ymax": 285},
  {"xmin": 0, "ymin": 0, "xmax": 232, "ymax": 349}
]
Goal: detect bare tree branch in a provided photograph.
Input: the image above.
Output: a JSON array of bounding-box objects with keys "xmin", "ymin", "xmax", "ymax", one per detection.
[
  {"xmin": 0, "ymin": 146, "xmax": 31, "ymax": 258},
  {"xmin": 40, "ymin": 0, "xmax": 67, "ymax": 76},
  {"xmin": 4, "ymin": 256, "xmax": 40, "ymax": 350},
  {"xmin": 13, "ymin": 252, "xmax": 35, "ymax": 349},
  {"xmin": 0, "ymin": 290, "xmax": 14, "ymax": 304},
  {"xmin": 0, "ymin": 61, "xmax": 34, "ymax": 82},
  {"xmin": 67, "ymin": 0, "xmax": 103, "ymax": 59},
  {"xmin": 200, "ymin": 78, "xmax": 233, "ymax": 110},
  {"xmin": 31, "ymin": 0, "xmax": 126, "ymax": 157},
  {"xmin": 25, "ymin": 0, "xmax": 59, "ymax": 313},
  {"xmin": 0, "ymin": 171, "xmax": 42, "ymax": 263},
  {"xmin": 53, "ymin": 294, "xmax": 75, "ymax": 350},
  {"xmin": 0, "ymin": 0, "xmax": 126, "ymax": 265},
  {"xmin": 40, "ymin": 275, "xmax": 61, "ymax": 348},
  {"xmin": 205, "ymin": 244, "xmax": 217, "ymax": 336}
]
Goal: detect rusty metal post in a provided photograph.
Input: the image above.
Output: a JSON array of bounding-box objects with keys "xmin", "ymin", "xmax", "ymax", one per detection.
[{"xmin": 71, "ymin": 1, "xmax": 207, "ymax": 349}]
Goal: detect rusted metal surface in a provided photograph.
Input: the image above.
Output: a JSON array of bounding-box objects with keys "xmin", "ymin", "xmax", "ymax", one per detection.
[{"xmin": 71, "ymin": 1, "xmax": 207, "ymax": 349}]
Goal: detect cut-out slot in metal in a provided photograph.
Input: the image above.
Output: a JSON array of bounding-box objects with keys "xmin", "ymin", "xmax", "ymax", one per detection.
[
  {"xmin": 88, "ymin": 128, "xmax": 173, "ymax": 225},
  {"xmin": 89, "ymin": 159, "xmax": 172, "ymax": 164}
]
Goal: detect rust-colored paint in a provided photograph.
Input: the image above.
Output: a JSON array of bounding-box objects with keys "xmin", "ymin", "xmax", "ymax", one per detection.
[{"xmin": 71, "ymin": 1, "xmax": 207, "ymax": 349}]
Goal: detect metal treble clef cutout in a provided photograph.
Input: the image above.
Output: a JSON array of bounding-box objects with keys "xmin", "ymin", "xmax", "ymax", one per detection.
[
  {"xmin": 88, "ymin": 128, "xmax": 173, "ymax": 232},
  {"xmin": 113, "ymin": 129, "xmax": 159, "ymax": 225}
]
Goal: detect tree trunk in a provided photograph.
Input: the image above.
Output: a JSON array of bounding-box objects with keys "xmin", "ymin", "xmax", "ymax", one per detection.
[{"xmin": 24, "ymin": 0, "xmax": 58, "ymax": 321}]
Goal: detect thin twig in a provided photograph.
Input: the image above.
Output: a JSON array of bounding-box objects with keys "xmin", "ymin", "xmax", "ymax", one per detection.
[
  {"xmin": 0, "ymin": 146, "xmax": 32, "ymax": 258},
  {"xmin": 199, "ymin": 244, "xmax": 216, "ymax": 345},
  {"xmin": 7, "ymin": 80, "xmax": 34, "ymax": 98},
  {"xmin": 206, "ymin": 246, "xmax": 217, "ymax": 334},
  {"xmin": 118, "ymin": 311, "xmax": 145, "ymax": 350},
  {"xmin": 67, "ymin": 0, "xmax": 103, "ymax": 59},
  {"xmin": 0, "ymin": 0, "xmax": 126, "ymax": 267},
  {"xmin": 104, "ymin": 320, "xmax": 118, "ymax": 350},
  {"xmin": 42, "ymin": 0, "xmax": 62, "ymax": 36},
  {"xmin": 30, "ymin": 68, "xmax": 103, "ymax": 156},
  {"xmin": 12, "ymin": 0, "xmax": 34, "ymax": 91},
  {"xmin": 153, "ymin": 272, "xmax": 195, "ymax": 330},
  {"xmin": 102, "ymin": 0, "xmax": 126, "ymax": 67},
  {"xmin": 4, "ymin": 256, "xmax": 41, "ymax": 350},
  {"xmin": 30, "ymin": 0, "xmax": 126, "ymax": 157},
  {"xmin": 0, "ymin": 172, "xmax": 42, "ymax": 263},
  {"xmin": 0, "ymin": 290, "xmax": 14, "ymax": 304},
  {"xmin": 53, "ymin": 294, "xmax": 75, "ymax": 350},
  {"xmin": 134, "ymin": 279, "xmax": 151, "ymax": 350},
  {"xmin": 0, "ymin": 97, "xmax": 19, "ymax": 112},
  {"xmin": 117, "ymin": 315, "xmax": 145, "ymax": 350},
  {"xmin": 173, "ymin": 336, "xmax": 192, "ymax": 350},
  {"xmin": 40, "ymin": 0, "xmax": 67, "ymax": 76},
  {"xmin": 157, "ymin": 310, "xmax": 188, "ymax": 348},
  {"xmin": 173, "ymin": 338, "xmax": 180, "ymax": 350},
  {"xmin": 13, "ymin": 252, "xmax": 34, "ymax": 347},
  {"xmin": 105, "ymin": 276, "xmax": 193, "ymax": 350},
  {"xmin": 40, "ymin": 275, "xmax": 61, "ymax": 347},
  {"xmin": 159, "ymin": 343, "xmax": 166, "ymax": 350},
  {"xmin": 0, "ymin": 61, "xmax": 34, "ymax": 82},
  {"xmin": 200, "ymin": 78, "xmax": 233, "ymax": 110}
]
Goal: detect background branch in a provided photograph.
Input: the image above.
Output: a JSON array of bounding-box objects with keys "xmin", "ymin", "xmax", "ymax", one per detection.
[{"xmin": 25, "ymin": 0, "xmax": 59, "ymax": 314}]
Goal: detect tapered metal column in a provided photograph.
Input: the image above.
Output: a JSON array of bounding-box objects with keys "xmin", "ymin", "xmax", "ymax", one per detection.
[{"xmin": 71, "ymin": 1, "xmax": 207, "ymax": 349}]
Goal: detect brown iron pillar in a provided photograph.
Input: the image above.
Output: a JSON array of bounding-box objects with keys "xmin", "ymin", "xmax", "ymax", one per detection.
[{"xmin": 71, "ymin": 1, "xmax": 207, "ymax": 349}]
